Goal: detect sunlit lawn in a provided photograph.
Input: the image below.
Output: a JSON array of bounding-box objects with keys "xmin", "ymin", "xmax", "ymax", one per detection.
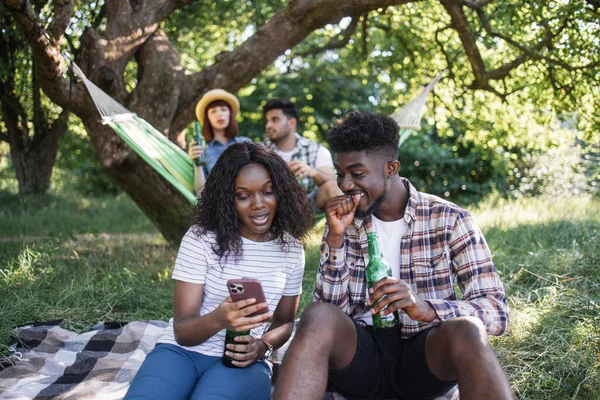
[{"xmin": 1, "ymin": 189, "xmax": 598, "ymax": 399}]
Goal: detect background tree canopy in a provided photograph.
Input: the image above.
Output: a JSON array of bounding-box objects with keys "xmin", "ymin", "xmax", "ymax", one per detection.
[{"xmin": 1, "ymin": 0, "xmax": 598, "ymax": 243}]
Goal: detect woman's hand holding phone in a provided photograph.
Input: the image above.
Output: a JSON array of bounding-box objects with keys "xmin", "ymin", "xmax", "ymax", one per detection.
[
  {"xmin": 214, "ymin": 296, "xmax": 272, "ymax": 332},
  {"xmin": 215, "ymin": 278, "xmax": 271, "ymax": 367}
]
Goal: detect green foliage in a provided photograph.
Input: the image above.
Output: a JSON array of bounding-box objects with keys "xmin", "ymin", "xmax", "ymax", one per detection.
[
  {"xmin": 513, "ymin": 140, "xmax": 598, "ymax": 199},
  {"xmin": 55, "ymin": 117, "xmax": 121, "ymax": 195},
  {"xmin": 398, "ymin": 116, "xmax": 597, "ymax": 205},
  {"xmin": 165, "ymin": 1, "xmax": 285, "ymax": 72},
  {"xmin": 237, "ymin": 56, "xmax": 381, "ymax": 142},
  {"xmin": 0, "ymin": 142, "xmax": 18, "ymax": 193},
  {"xmin": 298, "ymin": 218, "xmax": 327, "ymax": 313},
  {"xmin": 398, "ymin": 126, "xmax": 510, "ymax": 204},
  {"xmin": 0, "ymin": 120, "xmax": 121, "ymax": 197},
  {"xmin": 0, "ymin": 3, "xmax": 65, "ymax": 134}
]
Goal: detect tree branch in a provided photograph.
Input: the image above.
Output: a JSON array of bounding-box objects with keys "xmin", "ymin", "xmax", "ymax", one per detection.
[
  {"xmin": 32, "ymin": 57, "xmax": 45, "ymax": 135},
  {"xmin": 3, "ymin": 0, "xmax": 87, "ymax": 115},
  {"xmin": 295, "ymin": 17, "xmax": 359, "ymax": 57},
  {"xmin": 476, "ymin": 8, "xmax": 572, "ymax": 72},
  {"xmin": 44, "ymin": 108, "xmax": 69, "ymax": 143},
  {"xmin": 439, "ymin": 0, "xmax": 578, "ymax": 101},
  {"xmin": 47, "ymin": 0, "xmax": 75, "ymax": 42},
  {"xmin": 486, "ymin": 54, "xmax": 528, "ymax": 80},
  {"xmin": 460, "ymin": 0, "xmax": 491, "ymax": 9},
  {"xmin": 174, "ymin": 0, "xmax": 417, "ymax": 133},
  {"xmin": 131, "ymin": 28, "xmax": 183, "ymax": 142},
  {"xmin": 439, "ymin": 0, "xmax": 491, "ymax": 91},
  {"xmin": 435, "ymin": 25, "xmax": 456, "ymax": 81},
  {"xmin": 91, "ymin": 2, "xmax": 106, "ymax": 29},
  {"xmin": 104, "ymin": 0, "xmax": 198, "ymax": 37},
  {"xmin": 63, "ymin": 32, "xmax": 77, "ymax": 55}
]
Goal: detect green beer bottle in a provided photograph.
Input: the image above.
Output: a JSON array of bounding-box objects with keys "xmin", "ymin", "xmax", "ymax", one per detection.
[
  {"xmin": 193, "ymin": 120, "xmax": 207, "ymax": 167},
  {"xmin": 366, "ymin": 232, "xmax": 401, "ymax": 329},
  {"xmin": 222, "ymin": 328, "xmax": 251, "ymax": 368}
]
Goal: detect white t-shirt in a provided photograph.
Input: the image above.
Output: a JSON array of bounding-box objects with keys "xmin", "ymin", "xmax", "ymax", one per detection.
[
  {"xmin": 158, "ymin": 228, "xmax": 305, "ymax": 357},
  {"xmin": 275, "ymin": 134, "xmax": 333, "ymax": 169},
  {"xmin": 356, "ymin": 215, "xmax": 409, "ymax": 326}
]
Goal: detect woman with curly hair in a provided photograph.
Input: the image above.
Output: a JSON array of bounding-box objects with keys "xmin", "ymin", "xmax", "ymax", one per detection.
[{"xmin": 126, "ymin": 142, "xmax": 313, "ymax": 400}]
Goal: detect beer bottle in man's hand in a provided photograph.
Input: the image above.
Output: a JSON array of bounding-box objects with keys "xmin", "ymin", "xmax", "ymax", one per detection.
[{"xmin": 366, "ymin": 232, "xmax": 401, "ymax": 329}]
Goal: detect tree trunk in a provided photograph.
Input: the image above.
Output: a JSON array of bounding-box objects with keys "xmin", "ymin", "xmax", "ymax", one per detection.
[
  {"xmin": 0, "ymin": 4, "xmax": 69, "ymax": 195},
  {"xmin": 9, "ymin": 127, "xmax": 64, "ymax": 194},
  {"xmin": 3, "ymin": 108, "xmax": 69, "ymax": 195},
  {"xmin": 81, "ymin": 118, "xmax": 193, "ymax": 244},
  {"xmin": 0, "ymin": 65, "xmax": 69, "ymax": 194}
]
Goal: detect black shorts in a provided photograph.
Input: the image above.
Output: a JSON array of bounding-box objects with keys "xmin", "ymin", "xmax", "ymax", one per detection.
[{"xmin": 328, "ymin": 322, "xmax": 457, "ymax": 400}]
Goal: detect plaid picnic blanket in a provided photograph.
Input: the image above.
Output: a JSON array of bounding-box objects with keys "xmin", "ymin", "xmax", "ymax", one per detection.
[
  {"xmin": 0, "ymin": 320, "xmax": 167, "ymax": 399},
  {"xmin": 0, "ymin": 320, "xmax": 458, "ymax": 400}
]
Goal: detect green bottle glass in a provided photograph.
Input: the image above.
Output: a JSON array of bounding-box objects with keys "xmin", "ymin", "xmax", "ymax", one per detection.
[
  {"xmin": 366, "ymin": 232, "xmax": 401, "ymax": 329},
  {"xmin": 222, "ymin": 328, "xmax": 251, "ymax": 368},
  {"xmin": 193, "ymin": 120, "xmax": 207, "ymax": 167}
]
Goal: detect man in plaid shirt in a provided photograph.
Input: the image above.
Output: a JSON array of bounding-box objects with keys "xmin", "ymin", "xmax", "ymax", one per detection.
[{"xmin": 274, "ymin": 112, "xmax": 513, "ymax": 400}]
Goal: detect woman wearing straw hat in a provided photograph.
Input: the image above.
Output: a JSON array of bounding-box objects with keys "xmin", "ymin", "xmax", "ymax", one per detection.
[{"xmin": 189, "ymin": 89, "xmax": 252, "ymax": 193}]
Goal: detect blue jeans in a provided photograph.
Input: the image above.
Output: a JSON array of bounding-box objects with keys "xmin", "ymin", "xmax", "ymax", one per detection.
[{"xmin": 125, "ymin": 343, "xmax": 272, "ymax": 400}]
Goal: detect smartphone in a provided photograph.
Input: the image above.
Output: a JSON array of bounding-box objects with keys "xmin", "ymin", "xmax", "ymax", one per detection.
[{"xmin": 226, "ymin": 278, "xmax": 269, "ymax": 317}]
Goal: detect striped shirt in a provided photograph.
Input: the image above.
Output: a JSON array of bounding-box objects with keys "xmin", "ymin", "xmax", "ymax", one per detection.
[
  {"xmin": 313, "ymin": 178, "xmax": 509, "ymax": 338},
  {"xmin": 159, "ymin": 229, "xmax": 305, "ymax": 357}
]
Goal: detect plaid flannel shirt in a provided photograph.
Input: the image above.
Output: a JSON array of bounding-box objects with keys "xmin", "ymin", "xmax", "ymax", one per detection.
[
  {"xmin": 313, "ymin": 178, "xmax": 509, "ymax": 338},
  {"xmin": 263, "ymin": 133, "xmax": 321, "ymax": 193}
]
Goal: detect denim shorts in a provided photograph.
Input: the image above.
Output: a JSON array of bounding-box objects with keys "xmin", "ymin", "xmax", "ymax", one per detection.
[{"xmin": 328, "ymin": 322, "xmax": 457, "ymax": 400}]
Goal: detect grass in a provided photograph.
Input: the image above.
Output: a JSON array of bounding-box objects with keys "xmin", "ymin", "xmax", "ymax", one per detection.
[
  {"xmin": 474, "ymin": 196, "xmax": 600, "ymax": 399},
  {"xmin": 0, "ymin": 191, "xmax": 156, "ymax": 237},
  {"xmin": 0, "ymin": 189, "xmax": 599, "ymax": 399}
]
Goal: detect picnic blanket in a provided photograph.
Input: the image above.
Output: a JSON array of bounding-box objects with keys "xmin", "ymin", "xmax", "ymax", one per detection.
[
  {"xmin": 0, "ymin": 320, "xmax": 458, "ymax": 399},
  {"xmin": 0, "ymin": 320, "xmax": 167, "ymax": 399}
]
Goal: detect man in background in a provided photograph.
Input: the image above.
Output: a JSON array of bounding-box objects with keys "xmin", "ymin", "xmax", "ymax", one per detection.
[{"xmin": 262, "ymin": 99, "xmax": 341, "ymax": 212}]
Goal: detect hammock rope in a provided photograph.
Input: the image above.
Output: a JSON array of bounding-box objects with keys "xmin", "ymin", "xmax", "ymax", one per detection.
[
  {"xmin": 72, "ymin": 64, "xmax": 197, "ymax": 204},
  {"xmin": 391, "ymin": 72, "xmax": 443, "ymax": 130},
  {"xmin": 391, "ymin": 72, "xmax": 444, "ymax": 148},
  {"xmin": 72, "ymin": 63, "xmax": 442, "ymax": 204}
]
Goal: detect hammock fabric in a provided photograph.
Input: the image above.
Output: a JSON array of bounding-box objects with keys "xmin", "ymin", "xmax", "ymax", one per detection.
[
  {"xmin": 72, "ymin": 64, "xmax": 196, "ymax": 204},
  {"xmin": 72, "ymin": 63, "xmax": 441, "ymax": 205},
  {"xmin": 391, "ymin": 72, "xmax": 444, "ymax": 148}
]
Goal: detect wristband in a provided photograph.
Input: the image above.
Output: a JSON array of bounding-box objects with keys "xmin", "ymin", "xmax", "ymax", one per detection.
[{"xmin": 259, "ymin": 338, "xmax": 274, "ymax": 360}]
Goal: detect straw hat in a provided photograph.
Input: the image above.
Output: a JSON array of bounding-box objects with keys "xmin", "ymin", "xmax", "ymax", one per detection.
[{"xmin": 195, "ymin": 89, "xmax": 240, "ymax": 125}]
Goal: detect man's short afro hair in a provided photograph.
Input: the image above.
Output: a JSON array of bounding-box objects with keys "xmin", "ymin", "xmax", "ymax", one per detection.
[{"xmin": 327, "ymin": 111, "xmax": 400, "ymax": 159}]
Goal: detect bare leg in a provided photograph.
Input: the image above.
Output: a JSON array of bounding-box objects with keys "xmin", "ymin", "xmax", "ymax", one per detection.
[
  {"xmin": 425, "ymin": 317, "xmax": 514, "ymax": 400},
  {"xmin": 314, "ymin": 181, "xmax": 343, "ymax": 211},
  {"xmin": 273, "ymin": 303, "xmax": 357, "ymax": 400}
]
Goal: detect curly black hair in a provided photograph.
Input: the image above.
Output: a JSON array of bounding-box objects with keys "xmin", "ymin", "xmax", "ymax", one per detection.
[
  {"xmin": 190, "ymin": 142, "xmax": 314, "ymax": 260},
  {"xmin": 327, "ymin": 111, "xmax": 399, "ymax": 159}
]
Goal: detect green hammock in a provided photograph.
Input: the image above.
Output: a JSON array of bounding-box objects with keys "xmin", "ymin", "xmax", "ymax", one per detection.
[
  {"xmin": 72, "ymin": 63, "xmax": 196, "ymax": 204},
  {"xmin": 72, "ymin": 63, "xmax": 441, "ymax": 205}
]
